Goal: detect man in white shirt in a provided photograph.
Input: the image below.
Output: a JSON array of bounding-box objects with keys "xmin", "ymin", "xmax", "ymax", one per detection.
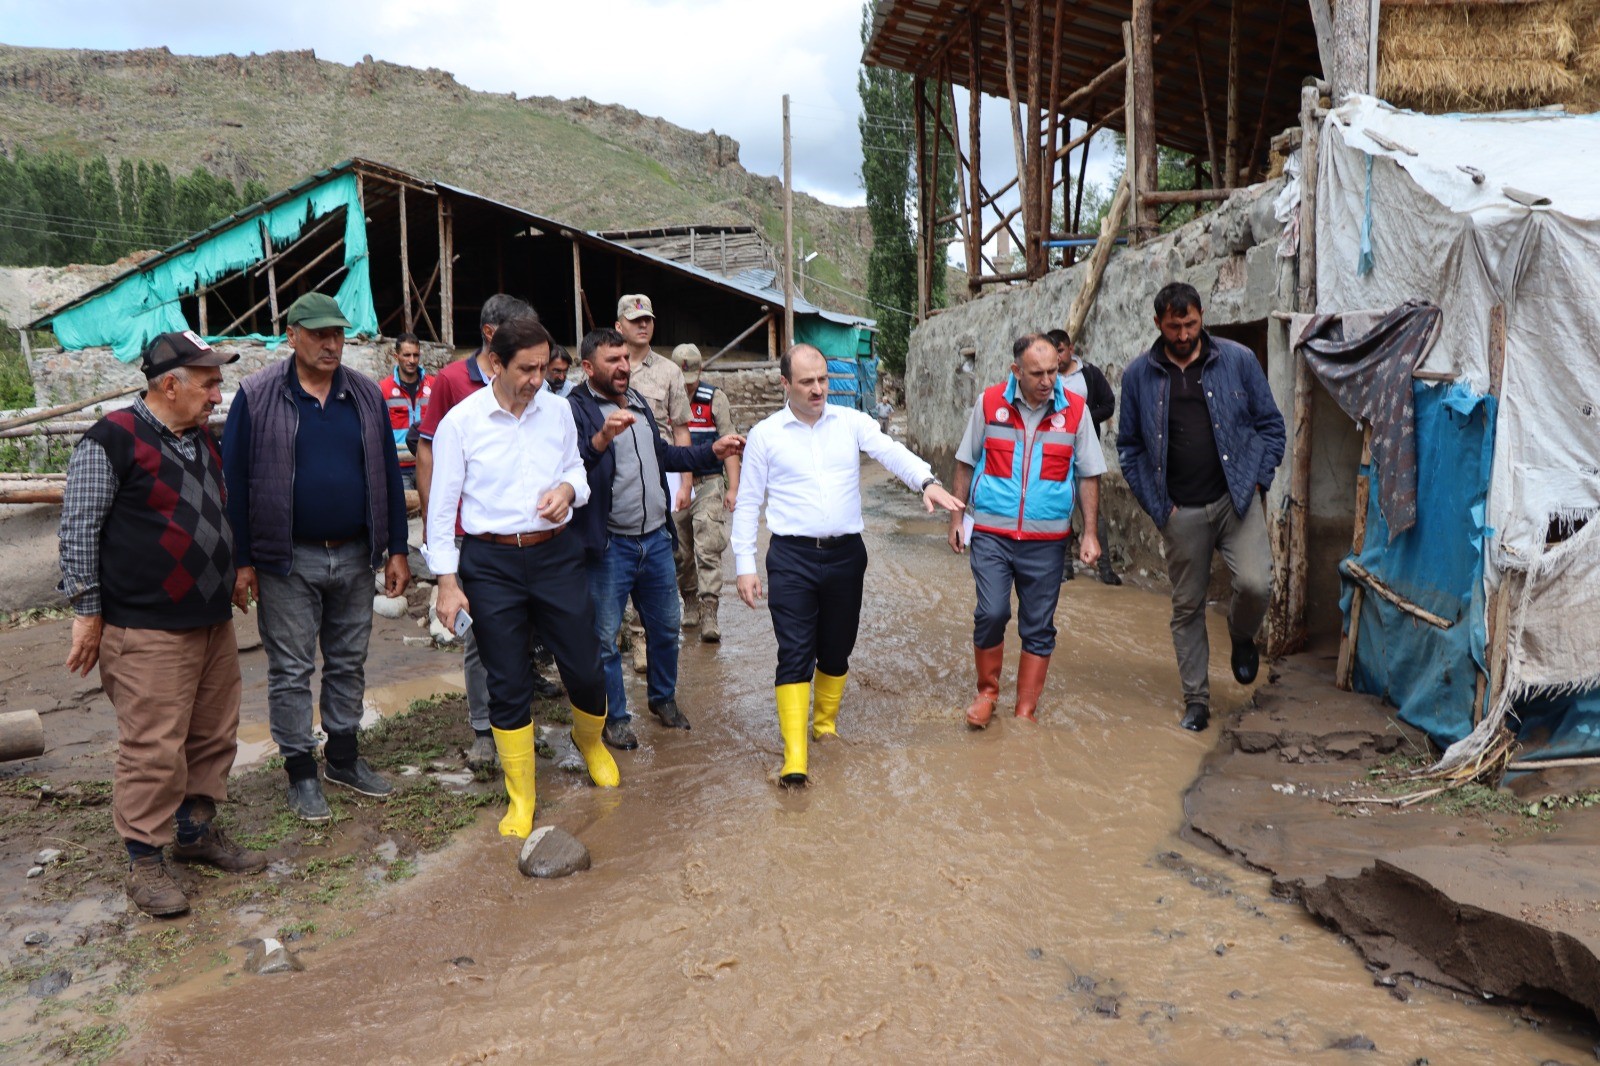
[
  {"xmin": 733, "ymin": 344, "xmax": 964, "ymax": 787},
  {"xmin": 425, "ymin": 316, "xmax": 620, "ymax": 840}
]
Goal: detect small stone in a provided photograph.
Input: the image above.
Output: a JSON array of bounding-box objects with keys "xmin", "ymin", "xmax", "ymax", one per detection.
[
  {"xmin": 244, "ymin": 937, "xmax": 305, "ymax": 975},
  {"xmin": 24, "ymin": 931, "xmax": 49, "ymax": 946},
  {"xmin": 26, "ymin": 866, "xmax": 44, "ymax": 879},
  {"xmin": 1328, "ymin": 1035, "xmax": 1376, "ymax": 1052},
  {"xmin": 402, "ymin": 636, "xmax": 433, "ymax": 647},
  {"xmin": 1214, "ymin": 943, "xmax": 1228, "ymax": 956},
  {"xmin": 450, "ymin": 956, "xmax": 475, "ymax": 967},
  {"xmin": 1228, "ymin": 989, "xmax": 1244, "ymax": 1000},
  {"xmin": 1092, "ymin": 995, "xmax": 1120, "ymax": 1018},
  {"xmin": 517, "ymin": 826, "xmax": 591, "ymax": 879},
  {"xmin": 35, "ymin": 848, "xmax": 63, "ymax": 865},
  {"xmin": 373, "ymin": 594, "xmax": 408, "ymax": 619},
  {"xmin": 28, "ymin": 970, "xmax": 71, "ymax": 997},
  {"xmin": 1025, "ymin": 947, "xmax": 1044, "ymax": 961}
]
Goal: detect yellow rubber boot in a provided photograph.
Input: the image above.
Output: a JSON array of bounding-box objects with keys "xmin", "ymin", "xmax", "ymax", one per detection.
[
  {"xmin": 570, "ymin": 708, "xmax": 620, "ymax": 788},
  {"xmin": 775, "ymin": 683, "xmax": 812, "ymax": 787},
  {"xmin": 491, "ymin": 725, "xmax": 536, "ymax": 838},
  {"xmin": 812, "ymin": 670, "xmax": 848, "ymax": 740}
]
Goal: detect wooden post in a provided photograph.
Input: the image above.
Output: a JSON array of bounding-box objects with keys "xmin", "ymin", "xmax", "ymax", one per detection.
[
  {"xmin": 572, "ymin": 241, "xmax": 584, "ymax": 347},
  {"xmin": 399, "ymin": 185, "xmax": 413, "ymax": 334},
  {"xmin": 1131, "ymin": 0, "xmax": 1158, "ymax": 242},
  {"xmin": 1479, "ymin": 302, "xmax": 1510, "ymax": 724},
  {"xmin": 913, "ymin": 77, "xmax": 930, "ymax": 320},
  {"xmin": 0, "ymin": 710, "xmax": 45, "ymax": 763},
  {"xmin": 1332, "ymin": 0, "xmax": 1375, "ymax": 100},
  {"xmin": 1122, "ymin": 22, "xmax": 1141, "ymax": 245},
  {"xmin": 1336, "ymin": 424, "xmax": 1373, "ymax": 690},
  {"xmin": 1046, "ymin": 0, "xmax": 1066, "ymax": 270},
  {"xmin": 968, "ymin": 7, "xmax": 983, "ymax": 295},
  {"xmin": 1073, "ymin": 99, "xmax": 1094, "ymax": 235},
  {"xmin": 929, "ymin": 68, "xmax": 945, "ymax": 298},
  {"xmin": 783, "ymin": 93, "xmax": 796, "ymax": 347},
  {"xmin": 1026, "ymin": 0, "xmax": 1044, "ymax": 276},
  {"xmin": 197, "ymin": 291, "xmax": 208, "ymax": 335},
  {"xmin": 1001, "ymin": 0, "xmax": 1031, "ymax": 274},
  {"xmin": 1225, "ymin": 0, "xmax": 1241, "ymax": 189},
  {"xmin": 1193, "ymin": 29, "xmax": 1220, "ymax": 188},
  {"xmin": 260, "ymin": 221, "xmax": 280, "ymax": 332},
  {"xmin": 705, "ymin": 312, "xmax": 774, "ymax": 367},
  {"xmin": 1246, "ymin": 0, "xmax": 1292, "ymax": 184},
  {"xmin": 767, "ymin": 314, "xmax": 778, "ymax": 361},
  {"xmin": 1282, "ymin": 84, "xmax": 1322, "ymax": 656},
  {"xmin": 439, "ymin": 200, "xmax": 455, "ymax": 349}
]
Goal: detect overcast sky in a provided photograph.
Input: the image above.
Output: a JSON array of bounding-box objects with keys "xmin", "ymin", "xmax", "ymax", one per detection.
[{"xmin": 2, "ymin": 0, "xmax": 1118, "ymax": 266}]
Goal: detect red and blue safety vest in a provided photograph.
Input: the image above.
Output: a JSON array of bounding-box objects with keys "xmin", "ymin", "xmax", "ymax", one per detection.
[
  {"xmin": 969, "ymin": 376, "xmax": 1085, "ymax": 541},
  {"xmin": 380, "ymin": 369, "xmax": 432, "ymax": 468}
]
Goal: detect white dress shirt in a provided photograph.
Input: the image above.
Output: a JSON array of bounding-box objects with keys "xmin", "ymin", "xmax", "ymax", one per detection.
[
  {"xmin": 732, "ymin": 402, "xmax": 934, "ymax": 575},
  {"xmin": 424, "ymin": 382, "xmax": 590, "ymax": 575}
]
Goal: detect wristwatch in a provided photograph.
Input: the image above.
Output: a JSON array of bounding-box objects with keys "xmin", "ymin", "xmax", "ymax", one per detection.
[{"xmin": 920, "ymin": 476, "xmax": 941, "ymax": 492}]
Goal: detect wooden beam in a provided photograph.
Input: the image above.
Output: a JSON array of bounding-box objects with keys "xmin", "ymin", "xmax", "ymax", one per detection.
[
  {"xmin": 930, "ymin": 64, "xmax": 946, "ymax": 298},
  {"xmin": 1027, "ymin": 0, "xmax": 1045, "ymax": 275},
  {"xmin": 1193, "ymin": 29, "xmax": 1220, "ymax": 188},
  {"xmin": 1051, "ymin": 105, "xmax": 1121, "ymax": 162},
  {"xmin": 1001, "ymin": 2, "xmax": 1030, "ymax": 274},
  {"xmin": 1342, "ymin": 559, "xmax": 1454, "ymax": 630},
  {"xmin": 1073, "ymin": 98, "xmax": 1094, "ymax": 235},
  {"xmin": 1225, "ymin": 0, "xmax": 1241, "ymax": 189},
  {"xmin": 1122, "ymin": 22, "xmax": 1142, "ymax": 246},
  {"xmin": 1307, "ymin": 0, "xmax": 1337, "ymax": 85},
  {"xmin": 440, "ymin": 200, "xmax": 455, "ymax": 348},
  {"xmin": 572, "ymin": 241, "xmax": 584, "ymax": 347},
  {"xmin": 767, "ymin": 314, "xmax": 778, "ymax": 361},
  {"xmin": 0, "ymin": 384, "xmax": 145, "ymax": 434},
  {"xmin": 1246, "ymin": 0, "xmax": 1292, "ymax": 184},
  {"xmin": 913, "ymin": 77, "xmax": 929, "ymax": 322},
  {"xmin": 968, "ymin": 7, "xmax": 983, "ymax": 295},
  {"xmin": 1332, "ymin": 0, "xmax": 1374, "ymax": 100},
  {"xmin": 705, "ymin": 311, "xmax": 774, "ymax": 367},
  {"xmin": 1479, "ymin": 301, "xmax": 1510, "ymax": 724},
  {"xmin": 260, "ymin": 221, "xmax": 280, "ymax": 330},
  {"xmin": 1131, "ymin": 0, "xmax": 1158, "ymax": 242},
  {"xmin": 197, "ymin": 291, "xmax": 208, "ymax": 336},
  {"xmin": 399, "ymin": 185, "xmax": 413, "ymax": 334},
  {"xmin": 1142, "ymin": 187, "xmax": 1239, "ymax": 205},
  {"xmin": 1065, "ymin": 170, "xmax": 1131, "ymax": 342}
]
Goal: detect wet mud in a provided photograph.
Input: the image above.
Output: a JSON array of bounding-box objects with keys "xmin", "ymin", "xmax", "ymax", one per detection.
[
  {"xmin": 4, "ymin": 469, "xmax": 1596, "ymax": 1062},
  {"xmin": 1187, "ymin": 652, "xmax": 1600, "ymax": 1029}
]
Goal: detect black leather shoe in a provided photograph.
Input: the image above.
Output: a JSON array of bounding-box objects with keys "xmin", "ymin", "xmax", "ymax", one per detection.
[
  {"xmin": 286, "ymin": 777, "xmax": 331, "ymax": 822},
  {"xmin": 1180, "ymin": 702, "xmax": 1210, "ymax": 732},
  {"xmin": 1098, "ymin": 565, "xmax": 1123, "ymax": 586},
  {"xmin": 649, "ymin": 699, "xmax": 691, "ymax": 730},
  {"xmin": 322, "ymin": 758, "xmax": 394, "ymax": 798},
  {"xmin": 1231, "ymin": 637, "xmax": 1260, "ymax": 685},
  {"xmin": 530, "ymin": 671, "xmax": 563, "ymax": 699},
  {"xmin": 602, "ymin": 719, "xmax": 638, "ymax": 750}
]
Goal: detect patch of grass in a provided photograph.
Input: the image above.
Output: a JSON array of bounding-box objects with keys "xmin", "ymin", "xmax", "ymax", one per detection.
[
  {"xmin": 47, "ymin": 1022, "xmax": 128, "ymax": 1065},
  {"xmin": 381, "ymin": 780, "xmax": 497, "ymax": 850},
  {"xmin": 384, "ymin": 857, "xmax": 417, "ymax": 883},
  {"xmin": 277, "ymin": 919, "xmax": 317, "ymax": 939}
]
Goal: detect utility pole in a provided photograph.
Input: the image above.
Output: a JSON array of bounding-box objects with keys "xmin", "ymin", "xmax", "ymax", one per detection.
[{"xmin": 783, "ymin": 93, "xmax": 795, "ymax": 355}]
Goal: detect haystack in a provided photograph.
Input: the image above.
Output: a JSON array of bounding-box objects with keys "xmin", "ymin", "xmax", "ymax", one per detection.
[{"xmin": 1377, "ymin": 0, "xmax": 1600, "ymax": 112}]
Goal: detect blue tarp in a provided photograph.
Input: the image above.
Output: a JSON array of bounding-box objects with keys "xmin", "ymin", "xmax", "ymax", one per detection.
[
  {"xmin": 1344, "ymin": 382, "xmax": 1497, "ymax": 747},
  {"xmin": 1509, "ymin": 688, "xmax": 1600, "ymax": 763}
]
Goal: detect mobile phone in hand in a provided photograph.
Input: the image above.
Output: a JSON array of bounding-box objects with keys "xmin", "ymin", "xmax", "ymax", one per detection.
[{"xmin": 454, "ymin": 610, "xmax": 473, "ymax": 638}]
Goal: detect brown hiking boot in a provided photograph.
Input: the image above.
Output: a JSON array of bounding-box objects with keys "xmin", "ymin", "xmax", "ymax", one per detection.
[
  {"xmin": 681, "ymin": 594, "xmax": 701, "ymax": 628},
  {"xmin": 699, "ymin": 595, "xmax": 720, "ymax": 643},
  {"xmin": 170, "ymin": 824, "xmax": 268, "ymax": 874},
  {"xmin": 127, "ymin": 854, "xmax": 189, "ymax": 917}
]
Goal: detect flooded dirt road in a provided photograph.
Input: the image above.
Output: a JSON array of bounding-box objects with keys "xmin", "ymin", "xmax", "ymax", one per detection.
[{"xmin": 123, "ymin": 472, "xmax": 1588, "ymax": 1063}]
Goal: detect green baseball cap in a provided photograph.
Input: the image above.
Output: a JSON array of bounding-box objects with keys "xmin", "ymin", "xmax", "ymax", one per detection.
[{"xmin": 285, "ymin": 292, "xmax": 351, "ymax": 330}]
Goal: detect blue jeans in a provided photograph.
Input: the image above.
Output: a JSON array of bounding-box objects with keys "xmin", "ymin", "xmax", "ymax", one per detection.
[
  {"xmin": 256, "ymin": 540, "xmax": 375, "ymax": 761},
  {"xmin": 588, "ymin": 526, "xmax": 681, "ymax": 722}
]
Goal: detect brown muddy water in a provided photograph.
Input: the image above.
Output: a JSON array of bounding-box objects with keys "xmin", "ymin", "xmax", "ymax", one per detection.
[{"xmin": 123, "ymin": 474, "xmax": 1588, "ymax": 1063}]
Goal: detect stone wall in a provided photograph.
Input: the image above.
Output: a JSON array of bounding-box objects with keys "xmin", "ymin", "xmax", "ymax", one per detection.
[
  {"xmin": 904, "ymin": 180, "xmax": 1302, "ymax": 581},
  {"xmin": 698, "ymin": 365, "xmax": 787, "ymax": 431}
]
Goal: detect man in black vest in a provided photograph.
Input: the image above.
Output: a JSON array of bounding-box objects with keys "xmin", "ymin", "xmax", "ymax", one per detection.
[
  {"xmin": 223, "ymin": 293, "xmax": 411, "ymax": 822},
  {"xmin": 669, "ymin": 343, "xmax": 740, "ymax": 643},
  {"xmin": 61, "ymin": 331, "xmax": 267, "ymax": 917}
]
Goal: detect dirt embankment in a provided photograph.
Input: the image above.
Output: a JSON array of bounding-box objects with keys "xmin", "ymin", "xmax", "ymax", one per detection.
[{"xmin": 1186, "ymin": 650, "xmax": 1600, "ymax": 1024}]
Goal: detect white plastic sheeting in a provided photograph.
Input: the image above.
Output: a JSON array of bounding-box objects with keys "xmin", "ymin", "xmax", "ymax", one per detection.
[{"xmin": 1312, "ymin": 95, "xmax": 1600, "ymax": 700}]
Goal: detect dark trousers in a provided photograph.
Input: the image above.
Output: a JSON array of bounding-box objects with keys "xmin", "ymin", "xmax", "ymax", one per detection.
[
  {"xmin": 969, "ymin": 530, "xmax": 1067, "ymax": 655},
  {"xmin": 766, "ymin": 534, "xmax": 869, "ymax": 686},
  {"xmin": 458, "ymin": 532, "xmax": 605, "ymax": 730}
]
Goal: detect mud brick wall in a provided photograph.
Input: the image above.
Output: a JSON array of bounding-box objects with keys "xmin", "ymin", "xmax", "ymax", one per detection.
[{"xmin": 698, "ymin": 365, "xmax": 787, "ymax": 432}]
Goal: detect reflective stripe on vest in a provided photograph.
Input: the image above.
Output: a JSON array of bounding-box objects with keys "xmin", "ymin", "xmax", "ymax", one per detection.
[
  {"xmin": 688, "ymin": 382, "xmax": 718, "ymax": 447},
  {"xmin": 969, "ymin": 380, "xmax": 1085, "ymax": 541}
]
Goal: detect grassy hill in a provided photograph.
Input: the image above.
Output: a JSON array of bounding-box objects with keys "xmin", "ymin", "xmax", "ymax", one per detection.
[{"xmin": 0, "ymin": 44, "xmax": 870, "ymax": 312}]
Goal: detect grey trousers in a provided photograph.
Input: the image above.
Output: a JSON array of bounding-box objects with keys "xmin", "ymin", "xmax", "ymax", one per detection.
[
  {"xmin": 969, "ymin": 531, "xmax": 1066, "ymax": 655},
  {"xmin": 1161, "ymin": 494, "xmax": 1272, "ymax": 707},
  {"xmin": 257, "ymin": 540, "xmax": 375, "ymax": 759}
]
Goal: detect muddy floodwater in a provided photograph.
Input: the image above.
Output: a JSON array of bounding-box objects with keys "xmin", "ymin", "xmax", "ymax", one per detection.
[{"xmin": 123, "ymin": 473, "xmax": 1588, "ymax": 1063}]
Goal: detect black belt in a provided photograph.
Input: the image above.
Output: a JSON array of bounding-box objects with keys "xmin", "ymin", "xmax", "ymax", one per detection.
[
  {"xmin": 295, "ymin": 536, "xmax": 361, "ymax": 549},
  {"xmin": 773, "ymin": 533, "xmax": 859, "ymax": 549}
]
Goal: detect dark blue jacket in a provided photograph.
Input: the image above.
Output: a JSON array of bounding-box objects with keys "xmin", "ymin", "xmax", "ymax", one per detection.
[
  {"xmin": 1116, "ymin": 331, "xmax": 1286, "ymax": 530},
  {"xmin": 223, "ymin": 358, "xmax": 406, "ymax": 575},
  {"xmin": 567, "ymin": 385, "xmax": 719, "ymax": 563}
]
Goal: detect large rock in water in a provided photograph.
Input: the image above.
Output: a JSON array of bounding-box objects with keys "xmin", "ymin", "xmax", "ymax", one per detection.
[{"xmin": 518, "ymin": 826, "xmax": 591, "ymax": 878}]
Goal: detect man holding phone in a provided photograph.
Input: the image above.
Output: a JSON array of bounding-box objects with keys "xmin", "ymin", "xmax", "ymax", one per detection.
[{"xmin": 425, "ymin": 315, "xmax": 617, "ymax": 840}]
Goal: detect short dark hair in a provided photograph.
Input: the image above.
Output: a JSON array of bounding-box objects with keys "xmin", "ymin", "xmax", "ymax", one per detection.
[
  {"xmin": 1012, "ymin": 333, "xmax": 1054, "ymax": 362},
  {"xmin": 1153, "ymin": 282, "xmax": 1202, "ymax": 318},
  {"xmin": 488, "ymin": 315, "xmax": 553, "ymax": 364},
  {"xmin": 395, "ymin": 331, "xmax": 420, "ymax": 349},
  {"xmin": 548, "ymin": 344, "xmax": 572, "ymax": 368},
  {"xmin": 481, "ymin": 294, "xmax": 536, "ymax": 331},
  {"xmin": 1045, "ymin": 329, "xmax": 1071, "ymax": 350},
  {"xmin": 780, "ymin": 343, "xmax": 823, "ymax": 381},
  {"xmin": 580, "ymin": 327, "xmax": 626, "ymax": 363}
]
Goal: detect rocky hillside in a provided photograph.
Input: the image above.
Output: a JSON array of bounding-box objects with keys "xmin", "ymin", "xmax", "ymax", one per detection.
[{"xmin": 0, "ymin": 44, "xmax": 868, "ymax": 308}]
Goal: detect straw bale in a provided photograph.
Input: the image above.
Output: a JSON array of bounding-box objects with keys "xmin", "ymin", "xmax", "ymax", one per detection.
[{"xmin": 1379, "ymin": 0, "xmax": 1592, "ymax": 110}]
